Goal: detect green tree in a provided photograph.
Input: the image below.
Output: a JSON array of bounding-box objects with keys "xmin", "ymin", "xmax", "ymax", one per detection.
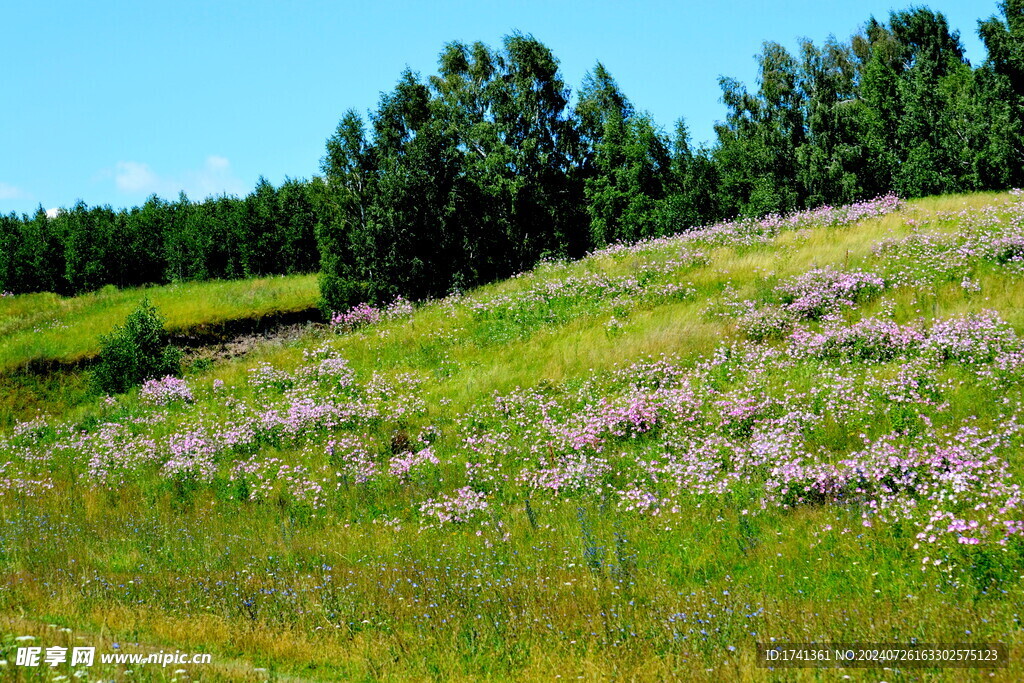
[
  {"xmin": 276, "ymin": 178, "xmax": 319, "ymax": 274},
  {"xmin": 367, "ymin": 70, "xmax": 462, "ymax": 302},
  {"xmin": 855, "ymin": 18, "xmax": 904, "ymax": 193},
  {"xmin": 977, "ymin": 0, "xmax": 1024, "ymax": 188},
  {"xmin": 431, "ymin": 35, "xmax": 583, "ymax": 276},
  {"xmin": 240, "ymin": 177, "xmax": 278, "ymax": 276},
  {"xmin": 714, "ymin": 42, "xmax": 806, "ymax": 217},
  {"xmin": 657, "ymin": 119, "xmax": 722, "ymax": 231},
  {"xmin": 585, "ymin": 111, "xmax": 671, "ymax": 246},
  {"xmin": 0, "ymin": 208, "xmax": 64, "ymax": 294},
  {"xmin": 93, "ymin": 298, "xmax": 181, "ymax": 395},
  {"xmin": 58, "ymin": 201, "xmax": 120, "ymax": 293},
  {"xmin": 122, "ymin": 196, "xmax": 171, "ymax": 286},
  {"xmin": 576, "ymin": 63, "xmax": 673, "ymax": 245},
  {"xmin": 317, "ymin": 110, "xmax": 377, "ymax": 312},
  {"xmin": 795, "ymin": 37, "xmax": 872, "ymax": 205},
  {"xmin": 889, "ymin": 8, "xmax": 971, "ymax": 196}
]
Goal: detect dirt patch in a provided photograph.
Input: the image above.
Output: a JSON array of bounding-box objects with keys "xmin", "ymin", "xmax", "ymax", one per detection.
[
  {"xmin": 167, "ymin": 307, "xmax": 324, "ymax": 346},
  {"xmin": 181, "ymin": 320, "xmax": 329, "ymax": 365}
]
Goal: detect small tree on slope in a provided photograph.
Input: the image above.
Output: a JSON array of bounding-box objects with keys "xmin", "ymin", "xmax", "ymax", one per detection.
[{"xmin": 94, "ymin": 298, "xmax": 181, "ymax": 395}]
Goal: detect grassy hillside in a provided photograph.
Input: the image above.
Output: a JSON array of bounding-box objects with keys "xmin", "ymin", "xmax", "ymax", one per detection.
[
  {"xmin": 0, "ymin": 274, "xmax": 319, "ymax": 372},
  {"xmin": 0, "ymin": 274, "xmax": 319, "ymax": 430},
  {"xmin": 2, "ymin": 192, "xmax": 1024, "ymax": 680}
]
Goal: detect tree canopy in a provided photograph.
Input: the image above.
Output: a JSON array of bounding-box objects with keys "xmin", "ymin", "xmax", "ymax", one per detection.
[{"xmin": 3, "ymin": 8, "xmax": 1021, "ymax": 310}]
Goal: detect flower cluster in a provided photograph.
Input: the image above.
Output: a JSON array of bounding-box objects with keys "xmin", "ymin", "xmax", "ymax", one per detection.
[
  {"xmin": 592, "ymin": 194, "xmax": 903, "ymax": 257},
  {"xmin": 789, "ymin": 316, "xmax": 927, "ymax": 362},
  {"xmin": 448, "ymin": 297, "xmax": 1024, "ymax": 563},
  {"xmin": 331, "ymin": 302, "xmax": 380, "ymax": 330},
  {"xmin": 871, "ymin": 197, "xmax": 1024, "ymax": 286},
  {"xmin": 777, "ymin": 267, "xmax": 886, "ymax": 320},
  {"xmin": 139, "ymin": 376, "xmax": 194, "ymax": 405},
  {"xmin": 330, "ymin": 297, "xmax": 414, "ymax": 332},
  {"xmin": 229, "ymin": 457, "xmax": 326, "ymax": 509},
  {"xmin": 468, "ymin": 265, "xmax": 697, "ymax": 334},
  {"xmin": 735, "ymin": 302, "xmax": 793, "ymax": 341},
  {"xmin": 419, "ymin": 486, "xmax": 489, "ymax": 526},
  {"xmin": 389, "ymin": 446, "xmax": 440, "ymax": 482},
  {"xmin": 326, "ymin": 435, "xmax": 380, "ymax": 484}
]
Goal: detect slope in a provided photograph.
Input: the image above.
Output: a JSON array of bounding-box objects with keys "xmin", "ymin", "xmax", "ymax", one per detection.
[{"xmin": 1, "ymin": 191, "xmax": 1023, "ymax": 680}]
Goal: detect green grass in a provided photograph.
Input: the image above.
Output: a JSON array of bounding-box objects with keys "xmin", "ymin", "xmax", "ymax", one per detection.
[
  {"xmin": 2, "ymin": 193, "xmax": 1024, "ymax": 681},
  {"xmin": 0, "ymin": 274, "xmax": 319, "ymax": 428},
  {"xmin": 0, "ymin": 274, "xmax": 319, "ymax": 372}
]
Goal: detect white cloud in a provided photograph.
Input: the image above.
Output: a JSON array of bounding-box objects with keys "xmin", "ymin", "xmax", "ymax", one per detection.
[
  {"xmin": 113, "ymin": 156, "xmax": 247, "ymax": 200},
  {"xmin": 45, "ymin": 207, "xmax": 60, "ymax": 219},
  {"xmin": 0, "ymin": 182, "xmax": 27, "ymax": 200},
  {"xmin": 205, "ymin": 155, "xmax": 230, "ymax": 171},
  {"xmin": 114, "ymin": 161, "xmax": 160, "ymax": 193},
  {"xmin": 183, "ymin": 155, "xmax": 247, "ymax": 198}
]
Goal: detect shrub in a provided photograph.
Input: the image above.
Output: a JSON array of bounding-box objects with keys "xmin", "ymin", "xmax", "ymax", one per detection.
[{"xmin": 93, "ymin": 298, "xmax": 181, "ymax": 395}]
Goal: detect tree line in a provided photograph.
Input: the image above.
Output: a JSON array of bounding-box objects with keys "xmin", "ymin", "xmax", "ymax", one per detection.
[
  {"xmin": 318, "ymin": 3, "xmax": 1022, "ymax": 310},
  {"xmin": 0, "ymin": 178, "xmax": 319, "ymax": 295},
  {"xmin": 2, "ymin": 3, "xmax": 1021, "ymax": 309}
]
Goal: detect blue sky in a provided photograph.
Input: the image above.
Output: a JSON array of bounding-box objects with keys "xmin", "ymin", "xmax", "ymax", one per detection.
[{"xmin": 1, "ymin": 0, "xmax": 998, "ymax": 215}]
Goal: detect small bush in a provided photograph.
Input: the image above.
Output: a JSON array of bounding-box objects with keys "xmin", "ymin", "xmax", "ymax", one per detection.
[{"xmin": 93, "ymin": 298, "xmax": 181, "ymax": 395}]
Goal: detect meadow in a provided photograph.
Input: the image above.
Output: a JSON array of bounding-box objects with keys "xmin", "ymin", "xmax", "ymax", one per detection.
[
  {"xmin": 2, "ymin": 191, "xmax": 1024, "ymax": 680},
  {"xmin": 0, "ymin": 274, "xmax": 319, "ymax": 372},
  {"xmin": 0, "ymin": 274, "xmax": 319, "ymax": 431}
]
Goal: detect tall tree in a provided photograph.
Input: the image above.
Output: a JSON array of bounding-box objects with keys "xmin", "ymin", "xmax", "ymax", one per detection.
[
  {"xmin": 888, "ymin": 8, "xmax": 970, "ymax": 196},
  {"xmin": 977, "ymin": 0, "xmax": 1024, "ymax": 188},
  {"xmin": 585, "ymin": 110, "xmax": 671, "ymax": 246},
  {"xmin": 657, "ymin": 119, "xmax": 722, "ymax": 231},
  {"xmin": 855, "ymin": 18, "xmax": 904, "ymax": 193},
  {"xmin": 367, "ymin": 70, "xmax": 462, "ymax": 302},
  {"xmin": 714, "ymin": 42, "xmax": 806, "ymax": 217},
  {"xmin": 431, "ymin": 34, "xmax": 583, "ymax": 275},
  {"xmin": 317, "ymin": 109, "xmax": 376, "ymax": 311},
  {"xmin": 123, "ymin": 196, "xmax": 170, "ymax": 286},
  {"xmin": 796, "ymin": 37, "xmax": 872, "ymax": 205},
  {"xmin": 276, "ymin": 178, "xmax": 319, "ymax": 274}
]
